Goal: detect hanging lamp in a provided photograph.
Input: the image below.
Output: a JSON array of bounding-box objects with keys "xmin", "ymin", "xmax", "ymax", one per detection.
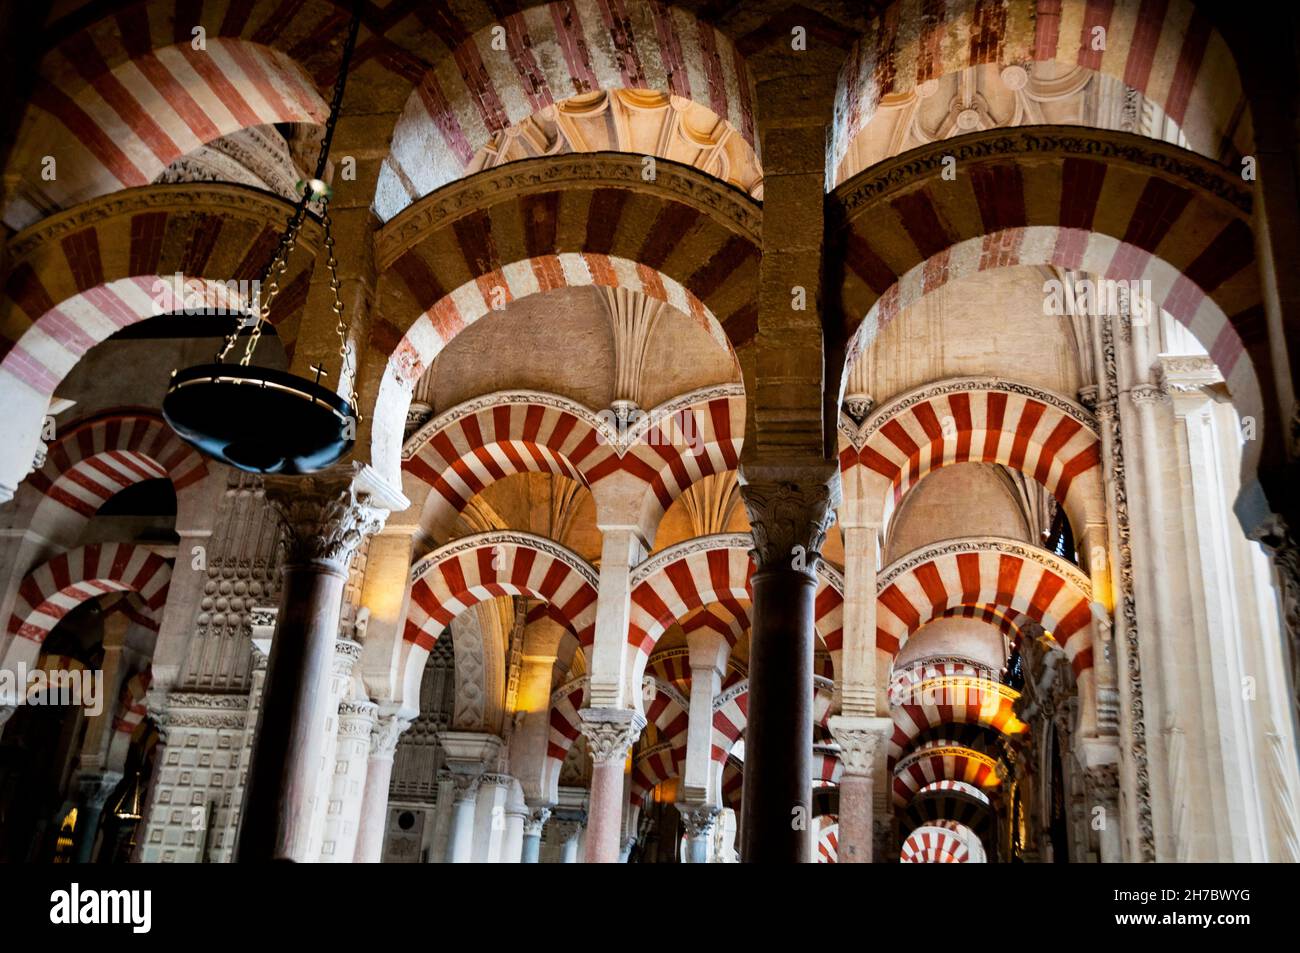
[{"xmin": 162, "ymin": 5, "xmax": 362, "ymax": 474}]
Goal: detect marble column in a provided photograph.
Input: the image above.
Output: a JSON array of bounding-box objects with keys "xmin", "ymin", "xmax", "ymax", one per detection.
[
  {"xmin": 439, "ymin": 731, "xmax": 502, "ymax": 863},
  {"xmin": 679, "ymin": 804, "xmax": 720, "ymax": 864},
  {"xmin": 578, "ymin": 707, "xmax": 644, "ymax": 863},
  {"xmin": 553, "ymin": 819, "xmax": 583, "ymax": 863},
  {"xmin": 682, "ymin": 630, "xmax": 727, "ymax": 802},
  {"xmin": 444, "ymin": 775, "xmax": 479, "ymax": 863},
  {"xmin": 353, "ymin": 713, "xmax": 410, "ymax": 862},
  {"xmin": 737, "ymin": 475, "xmax": 836, "ymax": 863},
  {"xmin": 521, "ymin": 806, "xmax": 551, "ymax": 863},
  {"xmin": 472, "ymin": 773, "xmax": 512, "ymax": 862},
  {"xmin": 72, "ymin": 771, "xmax": 123, "ymax": 863},
  {"xmin": 236, "ymin": 470, "xmax": 396, "ymax": 862},
  {"xmin": 1086, "ymin": 763, "xmax": 1122, "ymax": 863},
  {"xmin": 827, "ymin": 715, "xmax": 892, "ymax": 863},
  {"xmin": 321, "ymin": 699, "xmax": 376, "ymax": 862}
]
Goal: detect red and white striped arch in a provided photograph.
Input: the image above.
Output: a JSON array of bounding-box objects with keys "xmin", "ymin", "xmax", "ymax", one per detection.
[
  {"xmin": 844, "ymin": 227, "xmax": 1265, "ymax": 476},
  {"xmin": 888, "ymin": 662, "xmax": 1027, "ymax": 764},
  {"xmin": 1, "ymin": 275, "xmax": 255, "ymax": 405},
  {"xmin": 27, "ymin": 653, "xmax": 88, "ymax": 698},
  {"xmin": 25, "ymin": 411, "xmax": 208, "ymax": 520},
  {"xmin": 547, "ymin": 676, "xmax": 588, "ymax": 766},
  {"xmin": 113, "ymin": 668, "xmax": 152, "ymax": 738},
  {"xmin": 9, "ymin": 32, "xmax": 326, "ymax": 227},
  {"xmin": 877, "ymin": 537, "xmax": 1095, "ymax": 675},
  {"xmin": 7, "ymin": 543, "xmax": 171, "ymax": 645},
  {"xmin": 711, "ymin": 675, "xmax": 836, "ymax": 765},
  {"xmin": 374, "ymin": 252, "xmax": 734, "ymax": 488},
  {"xmin": 832, "ymin": 0, "xmax": 1246, "ymax": 182},
  {"xmin": 627, "ymin": 534, "xmax": 753, "ymax": 661},
  {"xmin": 377, "ymin": 0, "xmax": 756, "ymax": 220},
  {"xmin": 720, "ymin": 755, "xmax": 743, "ymax": 811},
  {"xmin": 899, "ymin": 826, "xmax": 970, "ymax": 864},
  {"xmin": 839, "ymin": 379, "xmax": 1103, "ymax": 532},
  {"xmin": 630, "ymin": 741, "xmax": 683, "ymax": 808},
  {"xmin": 893, "ymin": 742, "xmax": 1002, "ymax": 807},
  {"xmin": 405, "ymin": 532, "xmax": 599, "ymax": 653},
  {"xmin": 403, "ymin": 386, "xmax": 743, "ymax": 537},
  {"xmin": 813, "ymin": 745, "xmax": 843, "ymax": 786},
  {"xmin": 816, "ymin": 821, "xmax": 840, "ymax": 864}
]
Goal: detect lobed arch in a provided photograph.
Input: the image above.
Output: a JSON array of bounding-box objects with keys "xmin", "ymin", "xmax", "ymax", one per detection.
[
  {"xmin": 401, "ymin": 532, "xmax": 598, "ymax": 712},
  {"xmin": 892, "ymin": 740, "xmax": 1002, "ymax": 807},
  {"xmin": 3, "ymin": 543, "xmax": 171, "ymax": 672},
  {"xmin": 366, "ymin": 155, "xmax": 760, "ymax": 489},
  {"xmin": 833, "ymin": 127, "xmax": 1272, "ymax": 490},
  {"xmin": 402, "ymin": 385, "xmax": 744, "ymax": 541},
  {"xmin": 831, "ymin": 0, "xmax": 1249, "ymax": 184},
  {"xmin": 899, "ymin": 825, "xmax": 971, "ymax": 864},
  {"xmin": 0, "ymin": 184, "xmax": 318, "ymax": 499},
  {"xmin": 375, "ymin": 0, "xmax": 758, "ymax": 221},
  {"xmin": 839, "ymin": 378, "xmax": 1104, "ymax": 538},
  {"xmin": 876, "ymin": 537, "xmax": 1095, "ymax": 675}
]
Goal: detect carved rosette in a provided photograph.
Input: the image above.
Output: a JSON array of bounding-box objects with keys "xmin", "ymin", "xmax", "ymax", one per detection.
[
  {"xmin": 738, "ymin": 479, "xmax": 836, "ymax": 575},
  {"xmin": 578, "ymin": 708, "xmax": 646, "ymax": 765},
  {"xmin": 369, "ymin": 714, "xmax": 411, "ymax": 758},
  {"xmin": 265, "ymin": 476, "xmax": 390, "ymax": 572},
  {"xmin": 524, "ymin": 807, "xmax": 553, "ymax": 837},
  {"xmin": 679, "ymin": 804, "xmax": 720, "ymax": 838}
]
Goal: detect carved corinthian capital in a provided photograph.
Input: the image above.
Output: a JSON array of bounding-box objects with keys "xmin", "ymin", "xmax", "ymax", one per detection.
[
  {"xmin": 678, "ymin": 804, "xmax": 720, "ymax": 838},
  {"xmin": 369, "ymin": 714, "xmax": 411, "ymax": 758},
  {"xmin": 524, "ymin": 807, "xmax": 553, "ymax": 836},
  {"xmin": 827, "ymin": 715, "xmax": 893, "ymax": 776},
  {"xmin": 264, "ymin": 465, "xmax": 405, "ymax": 572},
  {"xmin": 738, "ymin": 470, "xmax": 837, "ymax": 574},
  {"xmin": 578, "ymin": 708, "xmax": 646, "ymax": 764}
]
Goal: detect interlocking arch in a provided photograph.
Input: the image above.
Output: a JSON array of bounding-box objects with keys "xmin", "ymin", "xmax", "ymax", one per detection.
[
  {"xmin": 831, "ymin": 0, "xmax": 1248, "ymax": 184},
  {"xmin": 367, "ymin": 156, "xmax": 759, "ymax": 488},
  {"xmin": 403, "ymin": 386, "xmax": 743, "ymax": 539},
  {"xmin": 888, "ymin": 661, "xmax": 1027, "ymax": 763},
  {"xmin": 375, "ymin": 0, "xmax": 757, "ymax": 220}
]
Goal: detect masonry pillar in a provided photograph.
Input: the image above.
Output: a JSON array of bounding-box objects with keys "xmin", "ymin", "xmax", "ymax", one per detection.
[
  {"xmin": 578, "ymin": 707, "xmax": 644, "ymax": 863},
  {"xmin": 353, "ymin": 712, "xmax": 410, "ymax": 862},
  {"xmin": 738, "ymin": 476, "xmax": 836, "ymax": 863},
  {"xmin": 521, "ymin": 806, "xmax": 551, "ymax": 863},
  {"xmin": 827, "ymin": 715, "xmax": 892, "ymax": 863},
  {"xmin": 585, "ymin": 527, "xmax": 645, "ymax": 709},
  {"xmin": 682, "ymin": 630, "xmax": 728, "ymax": 803},
  {"xmin": 679, "ymin": 804, "xmax": 720, "ymax": 863},
  {"xmin": 236, "ymin": 469, "xmax": 397, "ymax": 862}
]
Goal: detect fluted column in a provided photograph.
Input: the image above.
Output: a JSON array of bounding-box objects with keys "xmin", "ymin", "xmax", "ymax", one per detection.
[
  {"xmin": 521, "ymin": 806, "xmax": 551, "ymax": 863},
  {"xmin": 236, "ymin": 470, "xmax": 398, "ymax": 862},
  {"xmin": 353, "ymin": 712, "xmax": 410, "ymax": 862},
  {"xmin": 827, "ymin": 715, "xmax": 892, "ymax": 863},
  {"xmin": 737, "ymin": 473, "xmax": 836, "ymax": 863},
  {"xmin": 679, "ymin": 804, "xmax": 720, "ymax": 864},
  {"xmin": 578, "ymin": 707, "xmax": 644, "ymax": 863}
]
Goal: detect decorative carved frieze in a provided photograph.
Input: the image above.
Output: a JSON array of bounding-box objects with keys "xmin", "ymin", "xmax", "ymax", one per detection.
[
  {"xmin": 834, "ymin": 126, "xmax": 1252, "ymax": 218},
  {"xmin": 376, "ymin": 154, "xmax": 762, "ymax": 271}
]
